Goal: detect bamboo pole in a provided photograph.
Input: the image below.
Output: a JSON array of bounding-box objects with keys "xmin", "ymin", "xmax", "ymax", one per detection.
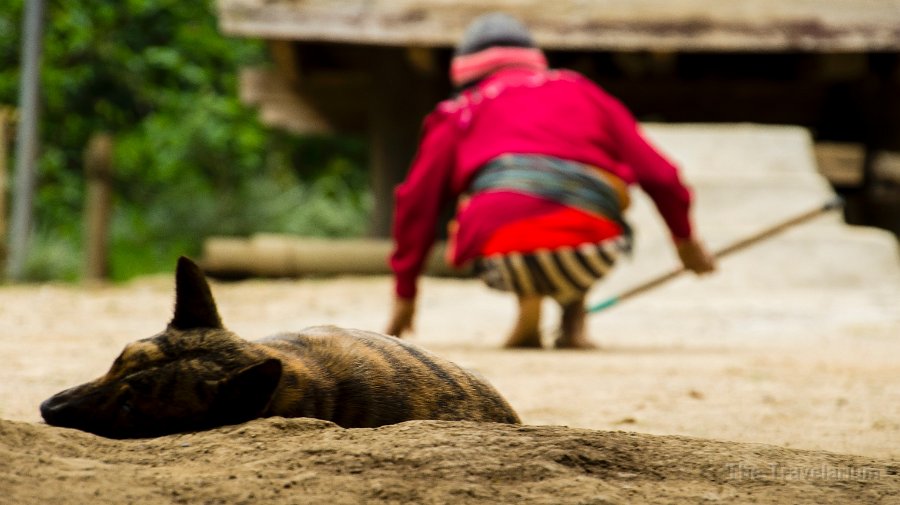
[
  {"xmin": 587, "ymin": 197, "xmax": 845, "ymax": 313},
  {"xmin": 201, "ymin": 235, "xmax": 469, "ymax": 279}
]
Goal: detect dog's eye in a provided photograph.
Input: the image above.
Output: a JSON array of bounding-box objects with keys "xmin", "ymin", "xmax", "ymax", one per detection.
[{"xmin": 117, "ymin": 385, "xmax": 136, "ymax": 415}]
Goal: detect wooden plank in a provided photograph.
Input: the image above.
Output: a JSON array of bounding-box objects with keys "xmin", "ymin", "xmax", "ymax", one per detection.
[
  {"xmin": 814, "ymin": 142, "xmax": 865, "ymax": 187},
  {"xmin": 217, "ymin": 0, "xmax": 900, "ymax": 51}
]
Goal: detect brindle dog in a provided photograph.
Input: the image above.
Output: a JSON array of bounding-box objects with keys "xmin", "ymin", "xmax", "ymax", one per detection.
[{"xmin": 41, "ymin": 257, "xmax": 520, "ymax": 438}]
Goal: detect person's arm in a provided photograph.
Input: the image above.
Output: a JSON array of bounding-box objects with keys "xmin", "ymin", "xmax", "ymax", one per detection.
[
  {"xmin": 602, "ymin": 92, "xmax": 715, "ymax": 274},
  {"xmin": 386, "ymin": 111, "xmax": 458, "ymax": 335}
]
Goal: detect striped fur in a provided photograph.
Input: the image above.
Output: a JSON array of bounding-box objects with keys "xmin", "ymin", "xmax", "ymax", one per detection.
[{"xmin": 40, "ymin": 257, "xmax": 520, "ymax": 439}]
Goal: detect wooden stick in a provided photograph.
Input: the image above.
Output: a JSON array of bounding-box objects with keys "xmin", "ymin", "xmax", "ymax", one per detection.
[
  {"xmin": 83, "ymin": 133, "xmax": 114, "ymax": 281},
  {"xmin": 587, "ymin": 197, "xmax": 845, "ymax": 314}
]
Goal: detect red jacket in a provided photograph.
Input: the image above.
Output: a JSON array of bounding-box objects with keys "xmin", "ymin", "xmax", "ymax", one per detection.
[{"xmin": 390, "ymin": 67, "xmax": 693, "ymax": 299}]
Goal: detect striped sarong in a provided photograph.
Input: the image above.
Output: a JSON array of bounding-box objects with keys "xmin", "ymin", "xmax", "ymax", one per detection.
[{"xmin": 475, "ymin": 237, "xmax": 630, "ymax": 304}]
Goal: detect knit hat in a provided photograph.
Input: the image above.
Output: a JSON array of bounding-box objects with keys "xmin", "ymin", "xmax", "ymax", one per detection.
[{"xmin": 455, "ymin": 13, "xmax": 536, "ymax": 56}]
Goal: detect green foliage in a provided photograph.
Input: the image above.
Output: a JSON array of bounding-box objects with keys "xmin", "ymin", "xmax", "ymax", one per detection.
[{"xmin": 0, "ymin": 0, "xmax": 372, "ymax": 281}]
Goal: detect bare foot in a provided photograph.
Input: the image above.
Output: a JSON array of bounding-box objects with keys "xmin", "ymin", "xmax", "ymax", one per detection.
[
  {"xmin": 503, "ymin": 330, "xmax": 544, "ymax": 349},
  {"xmin": 504, "ymin": 295, "xmax": 543, "ymax": 349},
  {"xmin": 553, "ymin": 334, "xmax": 598, "ymax": 350},
  {"xmin": 553, "ymin": 296, "xmax": 599, "ymax": 350}
]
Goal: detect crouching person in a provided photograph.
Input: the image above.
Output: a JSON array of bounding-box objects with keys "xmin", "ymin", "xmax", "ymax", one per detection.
[{"xmin": 386, "ymin": 13, "xmax": 715, "ymax": 349}]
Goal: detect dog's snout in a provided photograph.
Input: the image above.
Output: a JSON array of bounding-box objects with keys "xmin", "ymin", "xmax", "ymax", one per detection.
[
  {"xmin": 40, "ymin": 390, "xmax": 84, "ymax": 428},
  {"xmin": 40, "ymin": 395, "xmax": 66, "ymax": 424}
]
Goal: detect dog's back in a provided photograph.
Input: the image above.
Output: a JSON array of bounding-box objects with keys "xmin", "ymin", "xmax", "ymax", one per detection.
[{"xmin": 257, "ymin": 326, "xmax": 520, "ymax": 427}]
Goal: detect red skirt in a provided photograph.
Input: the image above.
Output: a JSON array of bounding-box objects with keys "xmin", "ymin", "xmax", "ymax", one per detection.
[{"xmin": 473, "ymin": 206, "xmax": 628, "ymax": 303}]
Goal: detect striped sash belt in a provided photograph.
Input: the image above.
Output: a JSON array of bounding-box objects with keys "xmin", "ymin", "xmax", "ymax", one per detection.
[{"xmin": 469, "ymin": 154, "xmax": 632, "ymax": 238}]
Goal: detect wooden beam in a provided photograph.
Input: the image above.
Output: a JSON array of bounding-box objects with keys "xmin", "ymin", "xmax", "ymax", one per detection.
[
  {"xmin": 217, "ymin": 0, "xmax": 900, "ymax": 52},
  {"xmin": 267, "ymin": 40, "xmax": 302, "ymax": 85}
]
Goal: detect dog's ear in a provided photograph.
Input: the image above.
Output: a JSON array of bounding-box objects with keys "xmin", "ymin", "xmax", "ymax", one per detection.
[
  {"xmin": 169, "ymin": 256, "xmax": 223, "ymax": 330},
  {"xmin": 214, "ymin": 358, "xmax": 282, "ymax": 423}
]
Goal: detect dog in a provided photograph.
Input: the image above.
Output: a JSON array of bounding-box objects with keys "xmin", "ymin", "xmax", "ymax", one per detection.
[{"xmin": 40, "ymin": 257, "xmax": 520, "ymax": 438}]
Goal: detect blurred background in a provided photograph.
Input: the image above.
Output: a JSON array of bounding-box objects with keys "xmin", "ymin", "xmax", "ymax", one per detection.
[
  {"xmin": 0, "ymin": 0, "xmax": 372, "ymax": 282},
  {"xmin": 1, "ymin": 0, "xmax": 899, "ymax": 282}
]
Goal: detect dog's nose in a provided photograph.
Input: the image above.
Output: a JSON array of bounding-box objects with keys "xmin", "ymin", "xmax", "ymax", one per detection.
[
  {"xmin": 40, "ymin": 395, "xmax": 72, "ymax": 426},
  {"xmin": 40, "ymin": 397, "xmax": 61, "ymax": 423},
  {"xmin": 41, "ymin": 398, "xmax": 57, "ymax": 422}
]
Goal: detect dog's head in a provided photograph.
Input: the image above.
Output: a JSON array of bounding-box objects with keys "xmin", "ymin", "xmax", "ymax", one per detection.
[{"xmin": 40, "ymin": 257, "xmax": 283, "ymax": 438}]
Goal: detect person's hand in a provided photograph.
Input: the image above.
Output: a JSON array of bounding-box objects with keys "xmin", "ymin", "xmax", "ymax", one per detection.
[
  {"xmin": 385, "ymin": 297, "xmax": 416, "ymax": 337},
  {"xmin": 676, "ymin": 238, "xmax": 716, "ymax": 274}
]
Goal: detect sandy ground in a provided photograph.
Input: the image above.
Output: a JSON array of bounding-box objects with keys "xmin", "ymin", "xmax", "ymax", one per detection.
[
  {"xmin": 2, "ymin": 124, "xmax": 899, "ymax": 503},
  {"xmin": 1, "ymin": 264, "xmax": 899, "ymax": 504},
  {"xmin": 1, "ymin": 268, "xmax": 897, "ymax": 456}
]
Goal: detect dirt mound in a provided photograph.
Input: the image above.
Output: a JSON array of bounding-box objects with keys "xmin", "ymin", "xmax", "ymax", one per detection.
[{"xmin": 2, "ymin": 417, "xmax": 897, "ymax": 505}]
